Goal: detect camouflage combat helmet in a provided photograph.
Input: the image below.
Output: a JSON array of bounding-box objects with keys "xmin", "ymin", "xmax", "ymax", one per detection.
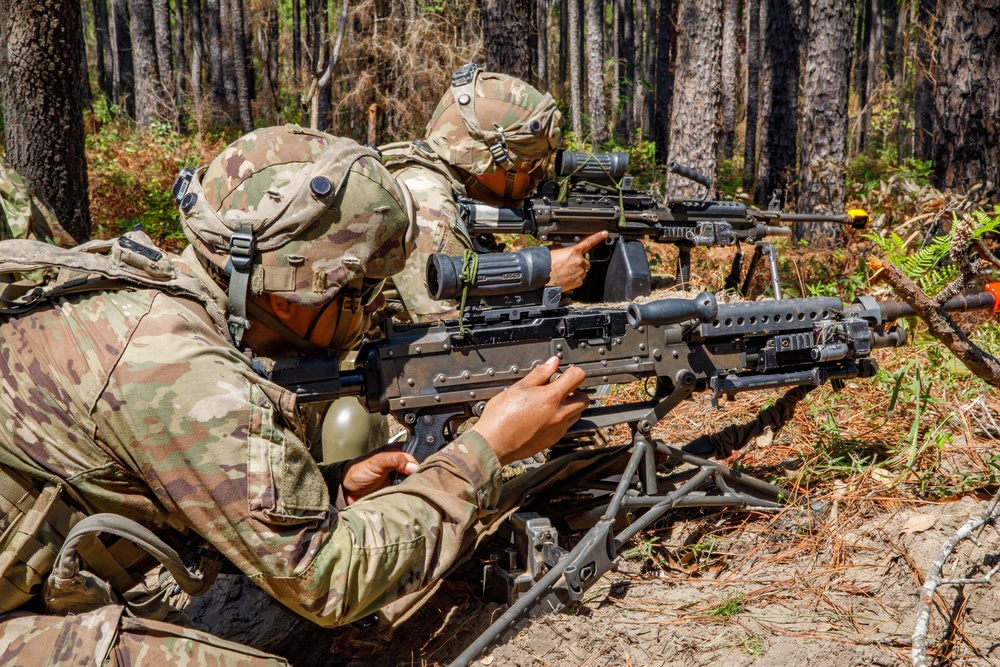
[
  {"xmin": 425, "ymin": 64, "xmax": 563, "ymax": 180},
  {"xmin": 178, "ymin": 125, "xmax": 416, "ymax": 345}
]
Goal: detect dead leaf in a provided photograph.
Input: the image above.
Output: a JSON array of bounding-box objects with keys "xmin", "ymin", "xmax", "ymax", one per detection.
[{"xmin": 901, "ymin": 514, "xmax": 938, "ymax": 534}]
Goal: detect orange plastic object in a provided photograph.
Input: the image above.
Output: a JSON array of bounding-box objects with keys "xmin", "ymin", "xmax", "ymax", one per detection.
[{"xmin": 985, "ymin": 283, "xmax": 1000, "ymax": 312}]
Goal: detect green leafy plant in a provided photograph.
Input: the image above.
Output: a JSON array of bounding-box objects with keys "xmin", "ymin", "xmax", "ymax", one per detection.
[
  {"xmin": 866, "ymin": 206, "xmax": 1000, "ymax": 295},
  {"xmin": 706, "ymin": 593, "xmax": 744, "ymax": 618}
]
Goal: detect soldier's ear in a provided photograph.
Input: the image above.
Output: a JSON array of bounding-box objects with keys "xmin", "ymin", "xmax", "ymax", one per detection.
[{"xmin": 267, "ymin": 294, "xmax": 297, "ymax": 322}]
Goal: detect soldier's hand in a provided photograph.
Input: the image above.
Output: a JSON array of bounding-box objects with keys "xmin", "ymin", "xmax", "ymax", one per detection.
[
  {"xmin": 547, "ymin": 231, "xmax": 609, "ymax": 291},
  {"xmin": 471, "ymin": 356, "xmax": 589, "ymax": 465},
  {"xmin": 342, "ymin": 446, "xmax": 419, "ymax": 505}
]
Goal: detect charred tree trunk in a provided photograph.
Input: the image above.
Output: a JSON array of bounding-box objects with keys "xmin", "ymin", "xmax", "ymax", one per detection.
[
  {"xmin": 718, "ymin": 0, "xmax": 741, "ymax": 161},
  {"xmin": 931, "ymin": 1, "xmax": 1000, "ymax": 200},
  {"xmin": 205, "ymin": 0, "xmax": 224, "ymax": 104},
  {"xmin": 567, "ymin": 0, "xmax": 584, "ymax": 136},
  {"xmin": 797, "ymin": 0, "xmax": 852, "ymax": 244},
  {"xmin": 756, "ymin": 0, "xmax": 800, "ymax": 206},
  {"xmin": 653, "ymin": 0, "xmax": 673, "ymax": 162},
  {"xmin": 912, "ymin": 0, "xmax": 937, "ymax": 161},
  {"xmin": 130, "ymin": 0, "xmax": 163, "ymax": 128},
  {"xmin": 853, "ymin": 0, "xmax": 871, "ymax": 151},
  {"xmin": 537, "ymin": 0, "xmax": 548, "ymax": 90},
  {"xmin": 558, "ymin": 0, "xmax": 568, "ymax": 100},
  {"xmin": 190, "ymin": 0, "xmax": 204, "ymax": 122},
  {"xmin": 482, "ymin": 0, "xmax": 532, "ymax": 80},
  {"xmin": 218, "ymin": 0, "xmax": 237, "ymax": 108},
  {"xmin": 667, "ymin": 0, "xmax": 722, "ymax": 197},
  {"xmin": 78, "ymin": 1, "xmax": 93, "ymax": 111},
  {"xmin": 152, "ymin": 0, "xmax": 172, "ymax": 95},
  {"xmin": 743, "ymin": 0, "xmax": 760, "ymax": 191},
  {"xmin": 615, "ymin": 0, "xmax": 636, "ymax": 141},
  {"xmin": 259, "ymin": 0, "xmax": 280, "ymax": 124},
  {"xmin": 584, "ymin": 0, "xmax": 607, "ymax": 145},
  {"xmin": 110, "ymin": 0, "xmax": 134, "ymax": 116},
  {"xmin": 0, "ymin": 0, "xmax": 91, "ymax": 241},
  {"xmin": 93, "ymin": 0, "xmax": 114, "ymax": 100},
  {"xmin": 292, "ymin": 0, "xmax": 302, "ymax": 84},
  {"xmin": 229, "ymin": 0, "xmax": 253, "ymax": 133},
  {"xmin": 173, "ymin": 0, "xmax": 187, "ymax": 107},
  {"xmin": 640, "ymin": 0, "xmax": 655, "ymax": 136}
]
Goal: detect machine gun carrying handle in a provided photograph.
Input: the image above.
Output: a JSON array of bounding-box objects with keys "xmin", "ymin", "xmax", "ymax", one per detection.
[
  {"xmin": 626, "ymin": 292, "xmax": 718, "ymax": 327},
  {"xmin": 668, "ymin": 162, "xmax": 713, "ymax": 189}
]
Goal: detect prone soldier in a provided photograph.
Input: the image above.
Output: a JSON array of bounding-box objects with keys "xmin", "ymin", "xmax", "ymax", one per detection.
[
  {"xmin": 0, "ymin": 126, "xmax": 588, "ymax": 664},
  {"xmin": 379, "ymin": 63, "xmax": 608, "ymax": 322}
]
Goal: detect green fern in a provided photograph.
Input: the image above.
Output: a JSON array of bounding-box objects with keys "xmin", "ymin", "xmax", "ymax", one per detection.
[{"xmin": 866, "ymin": 205, "xmax": 1000, "ymax": 295}]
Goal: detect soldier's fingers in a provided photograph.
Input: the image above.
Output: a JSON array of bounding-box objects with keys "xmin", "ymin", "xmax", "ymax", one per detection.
[
  {"xmin": 573, "ymin": 231, "xmax": 609, "ymax": 255},
  {"xmin": 518, "ymin": 356, "xmax": 561, "ymax": 387},
  {"xmin": 369, "ymin": 451, "xmax": 419, "ymax": 476},
  {"xmin": 548, "ymin": 365, "xmax": 587, "ymax": 395}
]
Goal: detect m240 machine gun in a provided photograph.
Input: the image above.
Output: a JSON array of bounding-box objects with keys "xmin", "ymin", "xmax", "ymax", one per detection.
[
  {"xmin": 262, "ymin": 250, "xmax": 998, "ymax": 665},
  {"xmin": 457, "ymin": 150, "xmax": 869, "ymax": 301}
]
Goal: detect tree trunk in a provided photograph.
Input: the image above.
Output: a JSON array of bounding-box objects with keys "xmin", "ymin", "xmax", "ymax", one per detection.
[
  {"xmin": 229, "ymin": 0, "xmax": 253, "ymax": 133},
  {"xmin": 205, "ymin": 0, "xmax": 224, "ymax": 103},
  {"xmin": 292, "ymin": 0, "xmax": 302, "ymax": 84},
  {"xmin": 110, "ymin": 0, "xmax": 134, "ymax": 116},
  {"xmin": 640, "ymin": 0, "xmax": 655, "ymax": 136},
  {"xmin": 852, "ymin": 0, "xmax": 871, "ymax": 152},
  {"xmin": 190, "ymin": 0, "xmax": 204, "ymax": 125},
  {"xmin": 743, "ymin": 0, "xmax": 760, "ymax": 190},
  {"xmin": 584, "ymin": 0, "xmax": 607, "ymax": 145},
  {"xmin": 537, "ymin": 0, "xmax": 548, "ymax": 90},
  {"xmin": 931, "ymin": 0, "xmax": 1000, "ymax": 200},
  {"xmin": 667, "ymin": 0, "xmax": 722, "ymax": 197},
  {"xmin": 173, "ymin": 0, "xmax": 187, "ymax": 107},
  {"xmin": 0, "ymin": 0, "xmax": 91, "ymax": 242},
  {"xmin": 796, "ymin": 0, "xmax": 852, "ymax": 244},
  {"xmin": 78, "ymin": 1, "xmax": 93, "ymax": 111},
  {"xmin": 130, "ymin": 0, "xmax": 163, "ymax": 129},
  {"xmin": 481, "ymin": 0, "xmax": 533, "ymax": 80},
  {"xmin": 567, "ymin": 0, "xmax": 584, "ymax": 136},
  {"xmin": 258, "ymin": 0, "xmax": 280, "ymax": 124},
  {"xmin": 218, "ymin": 0, "xmax": 237, "ymax": 108},
  {"xmin": 718, "ymin": 0, "xmax": 741, "ymax": 161},
  {"xmin": 615, "ymin": 0, "xmax": 636, "ymax": 141},
  {"xmin": 93, "ymin": 0, "xmax": 114, "ymax": 100},
  {"xmin": 558, "ymin": 0, "xmax": 568, "ymax": 101},
  {"xmin": 912, "ymin": 0, "xmax": 936, "ymax": 161},
  {"xmin": 152, "ymin": 0, "xmax": 172, "ymax": 94},
  {"xmin": 755, "ymin": 0, "xmax": 800, "ymax": 207},
  {"xmin": 652, "ymin": 0, "xmax": 673, "ymax": 162}
]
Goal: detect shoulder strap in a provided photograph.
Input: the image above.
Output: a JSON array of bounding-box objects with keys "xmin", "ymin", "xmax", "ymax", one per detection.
[{"xmin": 0, "ymin": 230, "xmax": 230, "ymax": 340}]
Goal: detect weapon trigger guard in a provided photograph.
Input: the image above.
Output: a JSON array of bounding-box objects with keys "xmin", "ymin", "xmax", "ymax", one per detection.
[{"xmin": 402, "ymin": 408, "xmax": 469, "ymax": 463}]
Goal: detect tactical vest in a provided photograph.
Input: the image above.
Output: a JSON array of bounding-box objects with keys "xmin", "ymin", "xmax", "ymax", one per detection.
[{"xmin": 0, "ymin": 230, "xmax": 227, "ymax": 616}]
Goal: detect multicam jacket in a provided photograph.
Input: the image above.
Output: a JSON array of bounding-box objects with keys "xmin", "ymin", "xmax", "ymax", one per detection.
[
  {"xmin": 0, "ymin": 160, "xmax": 75, "ymax": 248},
  {"xmin": 0, "ymin": 241, "xmax": 503, "ymax": 627},
  {"xmin": 379, "ymin": 142, "xmax": 474, "ymax": 322}
]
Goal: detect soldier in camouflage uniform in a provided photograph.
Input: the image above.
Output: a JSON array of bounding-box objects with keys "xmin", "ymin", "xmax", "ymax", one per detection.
[
  {"xmin": 0, "ymin": 125, "xmax": 588, "ymax": 664},
  {"xmin": 0, "ymin": 159, "xmax": 76, "ymax": 248},
  {"xmin": 381, "ymin": 64, "xmax": 608, "ymax": 321}
]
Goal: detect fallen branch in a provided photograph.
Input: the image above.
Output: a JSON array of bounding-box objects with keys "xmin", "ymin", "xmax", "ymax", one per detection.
[
  {"xmin": 910, "ymin": 490, "xmax": 1000, "ymax": 667},
  {"xmin": 867, "ymin": 257, "xmax": 1000, "ymax": 386}
]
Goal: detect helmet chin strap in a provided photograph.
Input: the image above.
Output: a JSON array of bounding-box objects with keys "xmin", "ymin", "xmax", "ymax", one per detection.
[{"xmin": 244, "ymin": 299, "xmax": 330, "ymax": 357}]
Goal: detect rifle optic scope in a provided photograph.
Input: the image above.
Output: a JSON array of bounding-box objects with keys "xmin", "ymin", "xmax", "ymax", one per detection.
[
  {"xmin": 427, "ymin": 247, "xmax": 551, "ymax": 300},
  {"xmin": 555, "ymin": 150, "xmax": 630, "ymax": 185}
]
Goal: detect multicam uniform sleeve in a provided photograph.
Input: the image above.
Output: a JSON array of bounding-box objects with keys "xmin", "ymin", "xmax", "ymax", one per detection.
[
  {"xmin": 389, "ymin": 165, "xmax": 470, "ymax": 322},
  {"xmin": 94, "ymin": 293, "xmax": 502, "ymax": 626}
]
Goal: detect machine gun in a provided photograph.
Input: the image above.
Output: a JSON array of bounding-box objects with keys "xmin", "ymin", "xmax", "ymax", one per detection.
[
  {"xmin": 457, "ymin": 150, "xmax": 869, "ymax": 301},
  {"xmin": 261, "ymin": 250, "xmax": 997, "ymax": 665}
]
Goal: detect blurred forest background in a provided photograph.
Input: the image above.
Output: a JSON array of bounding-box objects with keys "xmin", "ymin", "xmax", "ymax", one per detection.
[{"xmin": 0, "ymin": 1, "xmax": 997, "ymax": 248}]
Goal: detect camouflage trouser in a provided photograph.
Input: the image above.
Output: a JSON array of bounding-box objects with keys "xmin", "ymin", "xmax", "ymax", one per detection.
[{"xmin": 0, "ymin": 604, "xmax": 289, "ymax": 666}]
